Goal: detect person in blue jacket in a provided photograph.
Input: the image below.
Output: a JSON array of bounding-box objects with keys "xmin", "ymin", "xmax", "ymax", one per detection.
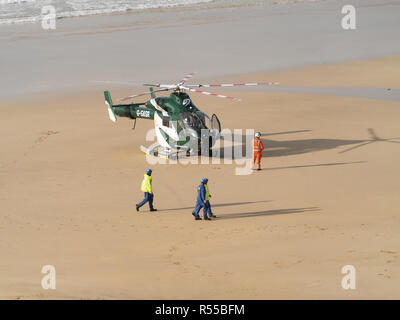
[{"xmin": 192, "ymin": 178, "xmax": 216, "ymax": 220}]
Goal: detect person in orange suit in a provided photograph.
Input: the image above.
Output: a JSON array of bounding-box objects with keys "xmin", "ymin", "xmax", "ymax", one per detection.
[{"xmin": 253, "ymin": 132, "xmax": 264, "ymax": 170}]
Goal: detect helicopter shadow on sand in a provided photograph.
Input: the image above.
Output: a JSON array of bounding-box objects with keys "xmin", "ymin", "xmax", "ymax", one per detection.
[{"xmin": 209, "ymin": 128, "xmax": 400, "ymax": 167}]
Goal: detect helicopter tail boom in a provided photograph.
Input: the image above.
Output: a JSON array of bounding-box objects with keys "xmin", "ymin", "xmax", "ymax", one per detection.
[{"xmin": 104, "ymin": 90, "xmax": 154, "ymax": 122}]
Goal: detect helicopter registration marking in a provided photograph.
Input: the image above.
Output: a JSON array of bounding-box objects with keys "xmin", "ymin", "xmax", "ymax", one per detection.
[{"xmin": 137, "ymin": 110, "xmax": 151, "ymax": 118}]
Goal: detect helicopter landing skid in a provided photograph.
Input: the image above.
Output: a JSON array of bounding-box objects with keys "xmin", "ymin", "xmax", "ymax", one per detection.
[{"xmin": 140, "ymin": 145, "xmax": 189, "ymax": 160}]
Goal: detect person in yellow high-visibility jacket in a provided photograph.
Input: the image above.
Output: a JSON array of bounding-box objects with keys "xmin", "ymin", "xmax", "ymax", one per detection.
[
  {"xmin": 136, "ymin": 169, "xmax": 157, "ymax": 212},
  {"xmin": 204, "ymin": 180, "xmax": 216, "ymax": 218}
]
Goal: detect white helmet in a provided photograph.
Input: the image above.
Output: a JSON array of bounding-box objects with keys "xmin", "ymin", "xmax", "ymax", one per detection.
[{"xmin": 255, "ymin": 132, "xmax": 261, "ymax": 138}]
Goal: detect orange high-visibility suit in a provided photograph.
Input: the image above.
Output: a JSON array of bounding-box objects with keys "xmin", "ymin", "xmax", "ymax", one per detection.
[{"xmin": 253, "ymin": 137, "xmax": 264, "ymax": 170}]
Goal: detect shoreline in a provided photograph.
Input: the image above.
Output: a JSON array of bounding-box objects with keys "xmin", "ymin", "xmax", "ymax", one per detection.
[
  {"xmin": 2, "ymin": 0, "xmax": 400, "ymax": 101},
  {"xmin": 3, "ymin": 54, "xmax": 400, "ymax": 105}
]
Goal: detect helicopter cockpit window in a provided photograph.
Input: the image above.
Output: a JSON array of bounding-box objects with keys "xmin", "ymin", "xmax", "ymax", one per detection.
[
  {"xmin": 162, "ymin": 116, "xmax": 171, "ymax": 127},
  {"xmin": 176, "ymin": 119, "xmax": 184, "ymax": 133},
  {"xmin": 180, "ymin": 112, "xmax": 205, "ymax": 131},
  {"xmin": 182, "ymin": 98, "xmax": 192, "ymax": 108},
  {"xmin": 196, "ymin": 111, "xmax": 211, "ymax": 129}
]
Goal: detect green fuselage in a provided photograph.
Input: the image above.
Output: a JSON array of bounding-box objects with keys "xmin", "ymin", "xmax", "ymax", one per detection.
[
  {"xmin": 107, "ymin": 91, "xmax": 215, "ymax": 150},
  {"xmin": 113, "ymin": 92, "xmax": 207, "ymax": 131}
]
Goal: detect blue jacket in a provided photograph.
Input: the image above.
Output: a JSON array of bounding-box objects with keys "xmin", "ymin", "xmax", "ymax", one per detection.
[{"xmin": 196, "ymin": 184, "xmax": 206, "ymax": 202}]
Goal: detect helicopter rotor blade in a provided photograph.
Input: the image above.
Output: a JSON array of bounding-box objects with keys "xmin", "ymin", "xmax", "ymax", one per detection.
[
  {"xmin": 184, "ymin": 81, "xmax": 279, "ymax": 88},
  {"xmin": 143, "ymin": 83, "xmax": 161, "ymax": 87},
  {"xmin": 179, "ymin": 72, "xmax": 195, "ymax": 84},
  {"xmin": 90, "ymin": 80, "xmax": 141, "ymax": 86},
  {"xmin": 158, "ymin": 84, "xmax": 180, "ymax": 89},
  {"xmin": 180, "ymin": 86, "xmax": 241, "ymax": 101},
  {"xmin": 338, "ymin": 141, "xmax": 374, "ymax": 154},
  {"xmin": 119, "ymin": 88, "xmax": 170, "ymax": 101}
]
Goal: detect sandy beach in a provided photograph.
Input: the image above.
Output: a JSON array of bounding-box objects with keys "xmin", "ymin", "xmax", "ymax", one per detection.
[{"xmin": 1, "ymin": 0, "xmax": 400, "ymax": 299}]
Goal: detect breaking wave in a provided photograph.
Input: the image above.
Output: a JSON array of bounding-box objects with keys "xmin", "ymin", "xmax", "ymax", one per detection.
[{"xmin": 0, "ymin": 0, "xmax": 321, "ymax": 25}]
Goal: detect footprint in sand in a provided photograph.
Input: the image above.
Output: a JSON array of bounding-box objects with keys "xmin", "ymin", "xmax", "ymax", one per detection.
[
  {"xmin": 34, "ymin": 130, "xmax": 60, "ymax": 144},
  {"xmin": 380, "ymin": 250, "xmax": 397, "ymax": 254}
]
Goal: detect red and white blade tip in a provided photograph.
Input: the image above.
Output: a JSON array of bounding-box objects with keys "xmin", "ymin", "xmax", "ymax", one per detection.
[
  {"xmin": 180, "ymin": 72, "xmax": 195, "ymax": 83},
  {"xmin": 187, "ymin": 82, "xmax": 278, "ymax": 88},
  {"xmin": 187, "ymin": 88, "xmax": 241, "ymax": 101}
]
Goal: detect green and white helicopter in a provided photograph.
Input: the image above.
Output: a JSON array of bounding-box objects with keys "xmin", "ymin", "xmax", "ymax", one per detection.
[{"xmin": 104, "ymin": 73, "xmax": 277, "ymax": 158}]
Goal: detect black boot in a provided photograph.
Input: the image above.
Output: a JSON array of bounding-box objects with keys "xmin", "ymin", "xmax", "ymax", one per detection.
[
  {"xmin": 136, "ymin": 204, "xmax": 140, "ymax": 212},
  {"xmin": 150, "ymin": 208, "xmax": 157, "ymax": 212}
]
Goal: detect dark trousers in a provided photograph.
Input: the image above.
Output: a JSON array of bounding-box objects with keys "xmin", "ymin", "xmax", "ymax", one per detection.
[
  {"xmin": 205, "ymin": 200, "xmax": 213, "ymax": 216},
  {"xmin": 138, "ymin": 192, "xmax": 154, "ymax": 210}
]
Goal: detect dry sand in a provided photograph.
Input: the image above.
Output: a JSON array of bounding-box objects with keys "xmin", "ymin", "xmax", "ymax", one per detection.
[{"xmin": 1, "ymin": 55, "xmax": 400, "ymax": 299}]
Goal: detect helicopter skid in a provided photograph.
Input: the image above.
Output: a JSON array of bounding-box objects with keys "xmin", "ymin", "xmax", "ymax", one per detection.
[{"xmin": 140, "ymin": 144, "xmax": 188, "ymax": 160}]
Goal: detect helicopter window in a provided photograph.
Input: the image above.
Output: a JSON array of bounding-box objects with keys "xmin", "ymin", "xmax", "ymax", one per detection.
[
  {"xmin": 162, "ymin": 116, "xmax": 171, "ymax": 127},
  {"xmin": 176, "ymin": 119, "xmax": 184, "ymax": 133},
  {"xmin": 180, "ymin": 112, "xmax": 205, "ymax": 131},
  {"xmin": 196, "ymin": 111, "xmax": 211, "ymax": 129},
  {"xmin": 183, "ymin": 98, "xmax": 191, "ymax": 107}
]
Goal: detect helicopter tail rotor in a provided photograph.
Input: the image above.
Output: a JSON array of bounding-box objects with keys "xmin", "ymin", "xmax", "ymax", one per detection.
[{"xmin": 104, "ymin": 91, "xmax": 117, "ymax": 122}]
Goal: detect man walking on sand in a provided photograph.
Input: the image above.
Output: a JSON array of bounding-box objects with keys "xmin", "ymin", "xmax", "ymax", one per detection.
[
  {"xmin": 253, "ymin": 132, "xmax": 264, "ymax": 170},
  {"xmin": 203, "ymin": 178, "xmax": 216, "ymax": 219},
  {"xmin": 136, "ymin": 169, "xmax": 157, "ymax": 212},
  {"xmin": 192, "ymin": 178, "xmax": 216, "ymax": 220}
]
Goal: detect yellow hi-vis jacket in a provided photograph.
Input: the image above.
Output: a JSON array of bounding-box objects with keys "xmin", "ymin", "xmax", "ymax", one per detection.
[
  {"xmin": 140, "ymin": 174, "xmax": 152, "ymax": 193},
  {"xmin": 205, "ymin": 184, "xmax": 210, "ymax": 201}
]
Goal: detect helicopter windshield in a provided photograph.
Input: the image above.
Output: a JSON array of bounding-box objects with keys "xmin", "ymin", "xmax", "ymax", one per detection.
[
  {"xmin": 195, "ymin": 111, "xmax": 212, "ymax": 130},
  {"xmin": 180, "ymin": 112, "xmax": 206, "ymax": 132}
]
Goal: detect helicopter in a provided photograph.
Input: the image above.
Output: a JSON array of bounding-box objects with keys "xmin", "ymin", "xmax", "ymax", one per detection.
[{"xmin": 104, "ymin": 73, "xmax": 278, "ymax": 159}]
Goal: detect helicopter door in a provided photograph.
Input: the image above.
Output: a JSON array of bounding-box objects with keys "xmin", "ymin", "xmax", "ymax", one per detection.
[
  {"xmin": 162, "ymin": 116, "xmax": 171, "ymax": 127},
  {"xmin": 211, "ymin": 114, "xmax": 221, "ymax": 133}
]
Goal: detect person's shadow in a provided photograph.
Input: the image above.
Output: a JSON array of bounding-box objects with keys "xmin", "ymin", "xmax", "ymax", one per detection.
[
  {"xmin": 159, "ymin": 200, "xmax": 271, "ymax": 212},
  {"xmin": 217, "ymin": 206, "xmax": 320, "ymax": 220}
]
